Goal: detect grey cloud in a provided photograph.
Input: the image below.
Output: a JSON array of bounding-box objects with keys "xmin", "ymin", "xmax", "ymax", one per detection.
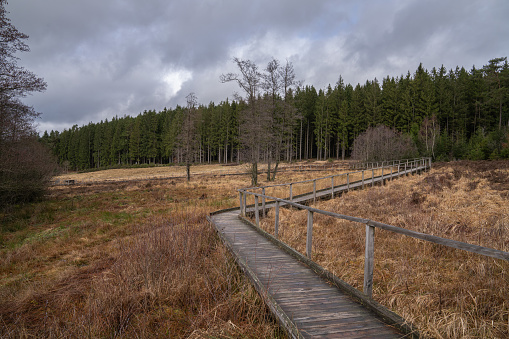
[{"xmin": 5, "ymin": 0, "xmax": 509, "ymax": 132}]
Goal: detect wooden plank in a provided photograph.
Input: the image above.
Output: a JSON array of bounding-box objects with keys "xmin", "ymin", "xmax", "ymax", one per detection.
[{"xmin": 209, "ymin": 211, "xmax": 406, "ymax": 338}]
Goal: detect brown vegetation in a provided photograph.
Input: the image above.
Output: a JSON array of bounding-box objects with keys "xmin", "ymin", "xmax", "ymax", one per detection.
[
  {"xmin": 257, "ymin": 160, "xmax": 509, "ymax": 338},
  {"xmin": 0, "ymin": 169, "xmax": 287, "ymax": 338}
]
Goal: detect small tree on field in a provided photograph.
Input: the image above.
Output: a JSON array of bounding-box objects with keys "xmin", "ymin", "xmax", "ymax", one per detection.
[
  {"xmin": 177, "ymin": 93, "xmax": 200, "ymax": 181},
  {"xmin": 351, "ymin": 125, "xmax": 417, "ymax": 162}
]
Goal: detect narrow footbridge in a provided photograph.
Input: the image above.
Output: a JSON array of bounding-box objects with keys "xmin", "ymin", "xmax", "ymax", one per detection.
[{"xmin": 207, "ymin": 158, "xmax": 508, "ymax": 338}]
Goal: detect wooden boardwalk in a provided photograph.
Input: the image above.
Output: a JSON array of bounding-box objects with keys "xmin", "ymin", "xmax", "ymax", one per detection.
[
  {"xmin": 243, "ymin": 165, "xmax": 427, "ymax": 214},
  {"xmin": 209, "ymin": 210, "xmax": 406, "ymax": 338},
  {"xmin": 208, "ymin": 166, "xmax": 426, "ymax": 338}
]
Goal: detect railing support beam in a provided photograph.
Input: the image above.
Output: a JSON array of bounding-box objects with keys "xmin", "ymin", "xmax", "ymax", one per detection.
[
  {"xmin": 239, "ymin": 191, "xmax": 243, "ymax": 215},
  {"xmin": 262, "ymin": 187, "xmax": 266, "ymax": 218},
  {"xmin": 364, "ymin": 224, "xmax": 375, "ymax": 298},
  {"xmin": 254, "ymin": 195, "xmax": 260, "ymax": 227},
  {"xmin": 306, "ymin": 210, "xmax": 314, "ymax": 259},
  {"xmin": 313, "ymin": 180, "xmax": 317, "ymax": 202},
  {"xmin": 275, "ymin": 200, "xmax": 280, "ymax": 238}
]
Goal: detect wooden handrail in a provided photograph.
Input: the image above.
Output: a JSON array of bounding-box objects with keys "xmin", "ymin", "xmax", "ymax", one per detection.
[{"xmin": 237, "ymin": 158, "xmax": 509, "ymax": 300}]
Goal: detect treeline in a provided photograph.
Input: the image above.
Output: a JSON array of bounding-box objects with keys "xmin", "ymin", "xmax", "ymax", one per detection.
[{"xmin": 42, "ymin": 57, "xmax": 509, "ymax": 171}]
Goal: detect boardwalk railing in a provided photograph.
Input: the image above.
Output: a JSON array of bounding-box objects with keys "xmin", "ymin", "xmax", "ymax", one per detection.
[
  {"xmin": 238, "ymin": 158, "xmax": 509, "ymax": 299},
  {"xmin": 350, "ymin": 157, "xmax": 431, "ymax": 170},
  {"xmin": 239, "ymin": 157, "xmax": 431, "ymax": 218}
]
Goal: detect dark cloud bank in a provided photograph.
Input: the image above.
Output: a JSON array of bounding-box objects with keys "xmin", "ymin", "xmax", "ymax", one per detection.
[{"xmin": 6, "ymin": 0, "xmax": 509, "ymax": 133}]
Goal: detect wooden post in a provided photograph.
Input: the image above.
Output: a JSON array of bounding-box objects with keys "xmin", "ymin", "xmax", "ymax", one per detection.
[
  {"xmin": 313, "ymin": 180, "xmax": 317, "ymax": 202},
  {"xmin": 254, "ymin": 196, "xmax": 260, "ymax": 227},
  {"xmin": 347, "ymin": 173, "xmax": 350, "ymax": 192},
  {"xmin": 331, "ymin": 177, "xmax": 334, "ymax": 199},
  {"xmin": 364, "ymin": 224, "xmax": 375, "ymax": 298},
  {"xmin": 306, "ymin": 210, "xmax": 314, "ymax": 259},
  {"xmin": 381, "ymin": 167, "xmax": 384, "ymax": 185},
  {"xmin": 372, "ymin": 169, "xmax": 375, "ymax": 187},
  {"xmin": 262, "ymin": 188, "xmax": 266, "ymax": 218},
  {"xmin": 243, "ymin": 191, "xmax": 247, "ymax": 216},
  {"xmin": 362, "ymin": 170, "xmax": 365, "ymax": 189},
  {"xmin": 390, "ymin": 166, "xmax": 393, "ymax": 181},
  {"xmin": 290, "ymin": 183, "xmax": 293, "ymax": 201},
  {"xmin": 239, "ymin": 191, "xmax": 243, "ymax": 215},
  {"xmin": 275, "ymin": 200, "xmax": 280, "ymax": 239},
  {"xmin": 242, "ymin": 191, "xmax": 247, "ymax": 217}
]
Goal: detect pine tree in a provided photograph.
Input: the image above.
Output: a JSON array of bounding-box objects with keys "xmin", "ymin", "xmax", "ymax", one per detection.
[{"xmin": 483, "ymin": 57, "xmax": 508, "ymax": 130}]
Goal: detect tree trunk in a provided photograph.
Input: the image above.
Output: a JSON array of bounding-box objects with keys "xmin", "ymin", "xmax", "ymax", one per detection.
[
  {"xmin": 271, "ymin": 161, "xmax": 279, "ymax": 181},
  {"xmin": 267, "ymin": 157, "xmax": 271, "ymax": 181},
  {"xmin": 300, "ymin": 120, "xmax": 303, "ymax": 161},
  {"xmin": 186, "ymin": 163, "xmax": 191, "ymax": 181},
  {"xmin": 251, "ymin": 162, "xmax": 258, "ymax": 186}
]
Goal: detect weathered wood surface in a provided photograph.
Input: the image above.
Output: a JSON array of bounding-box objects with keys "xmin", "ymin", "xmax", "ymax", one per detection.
[
  {"xmin": 210, "ymin": 210, "xmax": 406, "ymax": 338},
  {"xmin": 244, "ymin": 165, "xmax": 427, "ymax": 214}
]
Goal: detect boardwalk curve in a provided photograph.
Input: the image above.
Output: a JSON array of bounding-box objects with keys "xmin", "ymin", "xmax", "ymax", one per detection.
[
  {"xmin": 209, "ymin": 210, "xmax": 406, "ymax": 338},
  {"xmin": 208, "ymin": 160, "xmax": 428, "ymax": 338}
]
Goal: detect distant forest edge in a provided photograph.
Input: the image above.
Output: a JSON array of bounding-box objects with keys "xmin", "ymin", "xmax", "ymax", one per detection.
[{"xmin": 41, "ymin": 57, "xmax": 509, "ymax": 171}]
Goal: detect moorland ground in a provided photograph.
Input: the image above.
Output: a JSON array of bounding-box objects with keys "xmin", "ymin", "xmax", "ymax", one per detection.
[
  {"xmin": 1, "ymin": 160, "xmax": 508, "ymax": 338},
  {"xmin": 256, "ymin": 160, "xmax": 509, "ymax": 338},
  {"xmin": 0, "ymin": 161, "xmax": 341, "ymax": 338}
]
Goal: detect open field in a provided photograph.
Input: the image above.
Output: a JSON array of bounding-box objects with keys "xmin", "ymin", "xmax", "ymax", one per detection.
[
  {"xmin": 257, "ymin": 160, "xmax": 509, "ymax": 338},
  {"xmin": 52, "ymin": 160, "xmax": 349, "ymax": 185},
  {"xmin": 2, "ymin": 160, "xmax": 508, "ymax": 338},
  {"xmin": 1, "ymin": 165, "xmax": 310, "ymax": 338}
]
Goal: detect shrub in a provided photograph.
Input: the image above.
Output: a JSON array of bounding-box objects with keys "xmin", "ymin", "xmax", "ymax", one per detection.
[
  {"xmin": 351, "ymin": 125, "xmax": 418, "ymax": 162},
  {"xmin": 0, "ymin": 137, "xmax": 58, "ymax": 205}
]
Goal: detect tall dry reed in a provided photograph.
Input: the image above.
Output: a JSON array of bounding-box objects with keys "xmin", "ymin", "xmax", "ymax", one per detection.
[{"xmin": 257, "ymin": 161, "xmax": 509, "ymax": 338}]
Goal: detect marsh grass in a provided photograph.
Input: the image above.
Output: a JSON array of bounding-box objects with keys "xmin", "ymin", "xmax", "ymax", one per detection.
[
  {"xmin": 257, "ymin": 160, "xmax": 509, "ymax": 338},
  {"xmin": 0, "ymin": 169, "xmax": 289, "ymax": 338}
]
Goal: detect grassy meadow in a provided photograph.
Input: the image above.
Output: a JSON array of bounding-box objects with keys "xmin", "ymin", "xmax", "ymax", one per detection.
[
  {"xmin": 1, "ymin": 160, "xmax": 507, "ymax": 338},
  {"xmin": 0, "ymin": 163, "xmax": 302, "ymax": 338}
]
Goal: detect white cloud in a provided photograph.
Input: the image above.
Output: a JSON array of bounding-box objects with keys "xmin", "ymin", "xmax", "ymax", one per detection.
[{"xmin": 161, "ymin": 68, "xmax": 193, "ymax": 101}]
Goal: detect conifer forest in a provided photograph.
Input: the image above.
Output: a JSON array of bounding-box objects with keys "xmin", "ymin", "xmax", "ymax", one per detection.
[{"xmin": 42, "ymin": 57, "xmax": 509, "ymax": 171}]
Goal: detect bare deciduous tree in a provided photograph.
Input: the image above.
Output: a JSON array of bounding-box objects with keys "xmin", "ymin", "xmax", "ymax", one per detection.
[
  {"xmin": 220, "ymin": 57, "xmax": 301, "ymax": 185},
  {"xmin": 0, "ymin": 0, "xmax": 56, "ymax": 204},
  {"xmin": 177, "ymin": 93, "xmax": 200, "ymax": 181},
  {"xmin": 221, "ymin": 58, "xmax": 266, "ymax": 186},
  {"xmin": 351, "ymin": 125, "xmax": 417, "ymax": 162},
  {"xmin": 419, "ymin": 115, "xmax": 440, "ymax": 158}
]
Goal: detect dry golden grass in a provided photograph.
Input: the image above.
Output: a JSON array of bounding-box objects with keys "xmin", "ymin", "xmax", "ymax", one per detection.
[
  {"xmin": 53, "ymin": 161, "xmax": 347, "ymax": 184},
  {"xmin": 257, "ymin": 160, "xmax": 509, "ymax": 338},
  {"xmin": 54, "ymin": 164, "xmax": 246, "ymax": 182},
  {"xmin": 1, "ymin": 167, "xmax": 302, "ymax": 338}
]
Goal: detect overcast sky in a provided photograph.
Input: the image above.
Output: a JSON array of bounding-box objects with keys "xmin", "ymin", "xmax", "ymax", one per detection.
[{"xmin": 7, "ymin": 0, "xmax": 509, "ymax": 133}]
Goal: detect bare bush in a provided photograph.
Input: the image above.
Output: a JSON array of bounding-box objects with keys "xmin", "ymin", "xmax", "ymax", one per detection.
[
  {"xmin": 351, "ymin": 125, "xmax": 417, "ymax": 162},
  {"xmin": 0, "ymin": 137, "xmax": 57, "ymax": 204}
]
